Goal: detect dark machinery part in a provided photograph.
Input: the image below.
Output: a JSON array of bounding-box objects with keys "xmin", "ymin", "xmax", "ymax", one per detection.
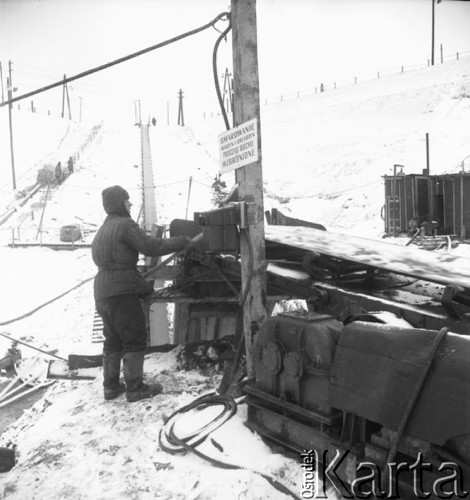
[
  {"xmin": 245, "ymin": 312, "xmax": 470, "ymax": 497},
  {"xmin": 162, "ymin": 210, "xmax": 470, "ymax": 498}
]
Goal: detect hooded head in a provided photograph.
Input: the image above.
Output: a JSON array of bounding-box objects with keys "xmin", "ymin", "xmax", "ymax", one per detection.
[{"xmin": 102, "ymin": 185, "xmax": 130, "ymax": 216}]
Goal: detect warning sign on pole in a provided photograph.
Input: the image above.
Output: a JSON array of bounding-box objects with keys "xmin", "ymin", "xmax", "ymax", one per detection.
[{"xmin": 218, "ymin": 118, "xmax": 258, "ymax": 174}]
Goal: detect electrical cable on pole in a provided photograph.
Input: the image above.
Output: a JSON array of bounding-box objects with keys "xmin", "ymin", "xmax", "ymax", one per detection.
[
  {"xmin": 0, "ymin": 12, "xmax": 230, "ymax": 109},
  {"xmin": 212, "ymin": 18, "xmax": 232, "ymax": 131}
]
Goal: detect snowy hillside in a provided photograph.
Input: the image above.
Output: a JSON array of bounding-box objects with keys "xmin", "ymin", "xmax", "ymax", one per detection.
[
  {"xmin": 2, "ymin": 56, "xmax": 469, "ymax": 238},
  {"xmin": 0, "ymin": 53, "xmax": 469, "ymax": 500},
  {"xmin": 0, "ymin": 113, "xmax": 99, "ymax": 215},
  {"xmin": 192, "ymin": 57, "xmax": 470, "ymax": 237}
]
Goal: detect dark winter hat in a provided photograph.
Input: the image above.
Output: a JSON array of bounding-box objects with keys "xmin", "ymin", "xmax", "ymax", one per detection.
[{"xmin": 102, "ymin": 185, "xmax": 130, "ymax": 216}]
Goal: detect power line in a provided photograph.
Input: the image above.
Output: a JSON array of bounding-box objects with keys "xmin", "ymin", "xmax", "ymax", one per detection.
[{"xmin": 0, "ymin": 12, "xmax": 230, "ymax": 109}]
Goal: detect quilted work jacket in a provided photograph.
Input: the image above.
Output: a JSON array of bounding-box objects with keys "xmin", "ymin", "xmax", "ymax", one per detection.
[{"xmin": 92, "ymin": 214, "xmax": 188, "ymax": 301}]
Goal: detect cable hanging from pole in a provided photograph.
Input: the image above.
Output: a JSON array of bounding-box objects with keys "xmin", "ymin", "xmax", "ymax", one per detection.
[
  {"xmin": 212, "ymin": 16, "xmax": 232, "ymax": 131},
  {"xmin": 0, "ymin": 12, "xmax": 230, "ymax": 109}
]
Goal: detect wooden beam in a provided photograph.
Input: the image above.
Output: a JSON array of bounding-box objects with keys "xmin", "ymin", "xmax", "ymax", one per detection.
[
  {"xmin": 151, "ymin": 295, "xmax": 291, "ymax": 304},
  {"xmin": 231, "ymin": 0, "xmax": 267, "ymax": 378}
]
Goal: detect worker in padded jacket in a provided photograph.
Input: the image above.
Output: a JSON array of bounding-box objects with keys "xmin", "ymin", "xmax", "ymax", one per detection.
[{"xmin": 92, "ymin": 185, "xmax": 191, "ymax": 403}]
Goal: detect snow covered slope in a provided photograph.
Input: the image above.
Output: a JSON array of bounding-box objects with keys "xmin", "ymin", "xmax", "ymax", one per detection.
[{"xmin": 192, "ymin": 57, "xmax": 470, "ymax": 237}]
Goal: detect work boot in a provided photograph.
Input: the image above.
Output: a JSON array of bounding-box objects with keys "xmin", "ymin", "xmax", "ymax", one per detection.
[
  {"xmin": 122, "ymin": 351, "xmax": 163, "ymax": 403},
  {"xmin": 103, "ymin": 352, "xmax": 125, "ymax": 401}
]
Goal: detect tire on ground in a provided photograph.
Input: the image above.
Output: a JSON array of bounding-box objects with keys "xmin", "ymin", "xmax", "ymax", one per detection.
[{"xmin": 60, "ymin": 224, "xmax": 82, "ymax": 242}]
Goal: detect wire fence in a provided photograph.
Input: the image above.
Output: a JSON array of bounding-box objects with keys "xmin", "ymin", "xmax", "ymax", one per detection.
[
  {"xmin": 204, "ymin": 48, "xmax": 470, "ymax": 116},
  {"xmin": 274, "ymin": 49, "xmax": 470, "ymax": 103}
]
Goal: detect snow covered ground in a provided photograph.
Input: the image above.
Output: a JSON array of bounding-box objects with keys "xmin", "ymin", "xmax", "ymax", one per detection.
[{"xmin": 0, "ymin": 55, "xmax": 469, "ymax": 499}]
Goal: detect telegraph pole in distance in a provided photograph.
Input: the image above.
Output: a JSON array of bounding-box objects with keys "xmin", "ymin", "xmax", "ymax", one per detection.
[
  {"xmin": 0, "ymin": 62, "xmax": 4, "ymax": 103},
  {"xmin": 231, "ymin": 0, "xmax": 267, "ymax": 378},
  {"xmin": 62, "ymin": 75, "xmax": 66, "ymax": 118},
  {"xmin": 431, "ymin": 0, "xmax": 436, "ymax": 65},
  {"xmin": 65, "ymin": 80, "xmax": 71, "ymax": 120},
  {"xmin": 61, "ymin": 74, "xmax": 72, "ymax": 119},
  {"xmin": 222, "ymin": 67, "xmax": 233, "ymax": 115},
  {"xmin": 177, "ymin": 89, "xmax": 184, "ymax": 126},
  {"xmin": 7, "ymin": 61, "xmax": 16, "ymax": 190}
]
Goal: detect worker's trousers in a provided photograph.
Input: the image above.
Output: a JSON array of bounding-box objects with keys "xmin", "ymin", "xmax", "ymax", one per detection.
[{"xmin": 96, "ymin": 294, "xmax": 147, "ymax": 355}]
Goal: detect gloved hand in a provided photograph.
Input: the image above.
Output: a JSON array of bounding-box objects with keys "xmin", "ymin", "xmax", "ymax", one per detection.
[
  {"xmin": 181, "ymin": 232, "xmax": 203, "ymax": 257},
  {"xmin": 185, "ymin": 232, "xmax": 203, "ymax": 250}
]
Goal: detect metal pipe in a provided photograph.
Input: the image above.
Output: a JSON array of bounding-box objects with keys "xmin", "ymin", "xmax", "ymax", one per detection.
[
  {"xmin": 425, "ymin": 133, "xmax": 430, "ymax": 174},
  {"xmin": 7, "ymin": 74, "xmax": 16, "ymax": 190},
  {"xmin": 431, "ymin": 0, "xmax": 436, "ymax": 66},
  {"xmin": 392, "ymin": 165, "xmax": 404, "ymax": 236},
  {"xmin": 460, "ymin": 176, "xmax": 464, "ymax": 240},
  {"xmin": 0, "ymin": 331, "xmax": 67, "ymax": 362},
  {"xmin": 453, "ymin": 178, "xmax": 456, "ymax": 234}
]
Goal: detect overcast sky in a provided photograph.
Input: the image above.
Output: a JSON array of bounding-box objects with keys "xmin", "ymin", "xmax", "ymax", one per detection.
[{"xmin": 0, "ymin": 0, "xmax": 469, "ymax": 124}]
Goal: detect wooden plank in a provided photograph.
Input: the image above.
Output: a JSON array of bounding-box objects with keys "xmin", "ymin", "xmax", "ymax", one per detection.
[
  {"xmin": 151, "ymin": 294, "xmax": 293, "ymax": 304},
  {"xmin": 265, "ymin": 225, "xmax": 470, "ymax": 289},
  {"xmin": 173, "ymin": 303, "xmax": 190, "ymax": 344},
  {"xmin": 267, "ymin": 262, "xmax": 310, "ymax": 281}
]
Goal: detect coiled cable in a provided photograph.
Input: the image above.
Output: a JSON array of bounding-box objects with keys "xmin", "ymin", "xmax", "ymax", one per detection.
[{"xmin": 158, "ymin": 392, "xmax": 301, "ymax": 499}]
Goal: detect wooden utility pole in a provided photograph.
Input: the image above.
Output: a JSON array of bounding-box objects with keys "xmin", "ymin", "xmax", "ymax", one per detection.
[
  {"xmin": 0, "ymin": 62, "xmax": 4, "ymax": 103},
  {"xmin": 431, "ymin": 0, "xmax": 435, "ymax": 65},
  {"xmin": 425, "ymin": 133, "xmax": 430, "ymax": 174},
  {"xmin": 222, "ymin": 67, "xmax": 233, "ymax": 114},
  {"xmin": 431, "ymin": 0, "xmax": 442, "ymax": 66},
  {"xmin": 7, "ymin": 61, "xmax": 16, "ymax": 190},
  {"xmin": 61, "ymin": 74, "xmax": 72, "ymax": 120},
  {"xmin": 61, "ymin": 75, "xmax": 66, "ymax": 118},
  {"xmin": 177, "ymin": 89, "xmax": 184, "ymax": 126},
  {"xmin": 231, "ymin": 0, "xmax": 267, "ymax": 378},
  {"xmin": 66, "ymin": 82, "xmax": 71, "ymax": 119},
  {"xmin": 185, "ymin": 176, "xmax": 193, "ymax": 219}
]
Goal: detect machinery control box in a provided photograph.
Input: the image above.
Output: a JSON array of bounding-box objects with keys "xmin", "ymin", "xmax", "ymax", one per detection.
[{"xmin": 195, "ymin": 205, "xmax": 241, "ymax": 255}]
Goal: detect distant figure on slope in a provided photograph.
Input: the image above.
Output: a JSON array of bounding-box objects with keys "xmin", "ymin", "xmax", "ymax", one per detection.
[
  {"xmin": 67, "ymin": 156, "xmax": 74, "ymax": 174},
  {"xmin": 151, "ymin": 117, "xmax": 156, "ymax": 126},
  {"xmin": 55, "ymin": 161, "xmax": 62, "ymax": 184},
  {"xmin": 91, "ymin": 185, "xmax": 192, "ymax": 403}
]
